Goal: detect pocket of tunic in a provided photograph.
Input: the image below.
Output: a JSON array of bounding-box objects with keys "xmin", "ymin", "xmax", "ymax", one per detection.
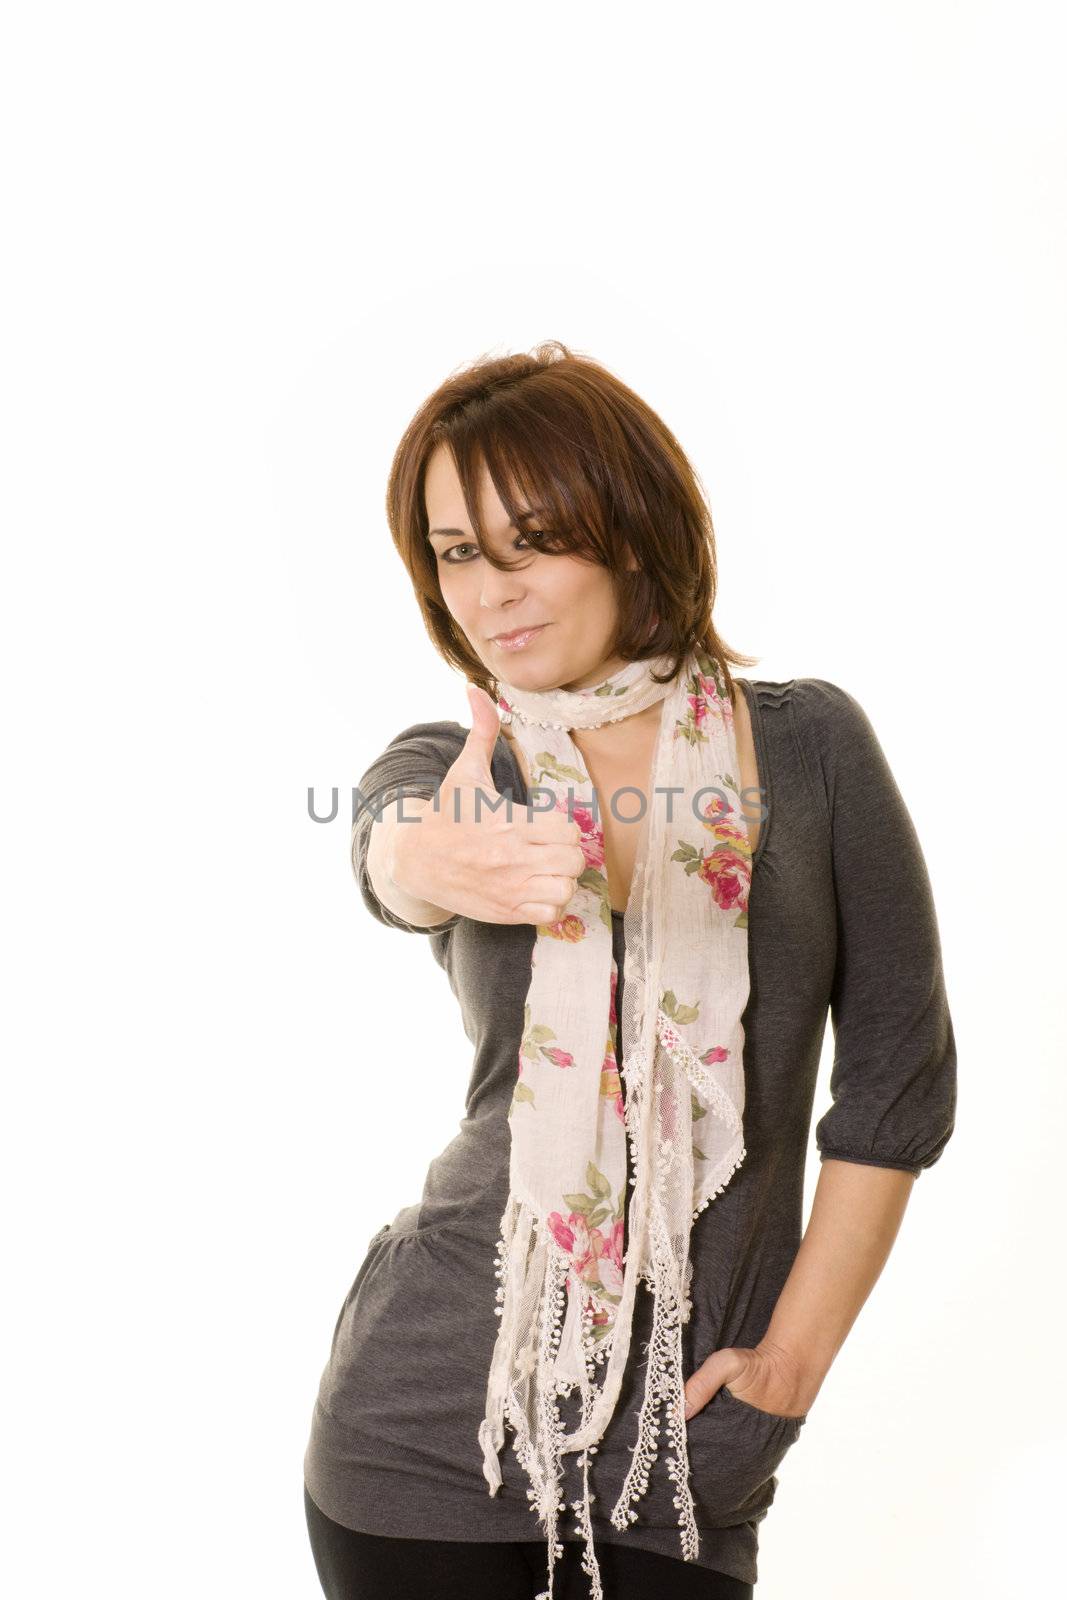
[
  {"xmin": 683, "ymin": 1383, "xmax": 805, "ymax": 1528},
  {"xmin": 720, "ymin": 1382, "xmax": 808, "ymax": 1429}
]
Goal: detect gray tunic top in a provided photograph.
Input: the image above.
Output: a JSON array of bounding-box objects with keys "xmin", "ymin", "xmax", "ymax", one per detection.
[{"xmin": 303, "ymin": 677, "xmax": 957, "ymax": 1586}]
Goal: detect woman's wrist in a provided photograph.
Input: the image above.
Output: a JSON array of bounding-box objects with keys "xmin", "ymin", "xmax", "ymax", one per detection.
[
  {"xmin": 751, "ymin": 1336, "xmax": 827, "ymax": 1416},
  {"xmin": 381, "ymin": 797, "xmax": 429, "ymax": 895},
  {"xmin": 372, "ymin": 799, "xmax": 454, "ymax": 924}
]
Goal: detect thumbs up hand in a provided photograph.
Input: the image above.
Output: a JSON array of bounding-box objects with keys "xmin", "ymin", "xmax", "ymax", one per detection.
[{"xmin": 387, "ymin": 682, "xmax": 586, "ymax": 927}]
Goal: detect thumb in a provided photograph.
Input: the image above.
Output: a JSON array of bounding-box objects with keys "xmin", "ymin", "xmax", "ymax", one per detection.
[
  {"xmin": 444, "ymin": 681, "xmax": 502, "ymax": 793},
  {"xmin": 683, "ymin": 1350, "xmax": 733, "ymax": 1421}
]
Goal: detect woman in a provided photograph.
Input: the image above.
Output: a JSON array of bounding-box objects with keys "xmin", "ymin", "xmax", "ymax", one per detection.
[{"xmin": 303, "ymin": 342, "xmax": 957, "ymax": 1600}]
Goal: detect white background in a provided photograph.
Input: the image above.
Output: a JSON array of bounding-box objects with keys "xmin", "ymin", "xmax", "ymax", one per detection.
[{"xmin": 3, "ymin": 3, "xmax": 1063, "ymax": 1596}]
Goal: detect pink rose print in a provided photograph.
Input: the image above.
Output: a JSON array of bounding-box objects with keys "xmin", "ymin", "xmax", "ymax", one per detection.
[
  {"xmin": 573, "ymin": 1223, "xmax": 603, "ymax": 1289},
  {"xmin": 698, "ymin": 672, "xmax": 725, "ymax": 709},
  {"xmin": 711, "ymin": 825, "xmax": 750, "ymax": 858},
  {"xmin": 700, "ymin": 1044, "xmax": 729, "ymax": 1066},
  {"xmin": 549, "ymin": 797, "xmax": 604, "ymax": 871},
  {"xmin": 543, "ymin": 1045, "xmax": 576, "ymax": 1068},
  {"xmin": 540, "ymin": 912, "xmax": 588, "ymax": 942},
  {"xmin": 602, "ymin": 972, "xmax": 625, "ymax": 1119},
  {"xmin": 548, "ymin": 1211, "xmax": 624, "ymax": 1297},
  {"xmin": 700, "ymin": 790, "xmax": 734, "ymax": 827},
  {"xmin": 547, "ymin": 1211, "xmax": 576, "ymax": 1253},
  {"xmin": 698, "ymin": 846, "xmax": 750, "ymax": 914},
  {"xmin": 592, "ymin": 1219, "xmax": 625, "ymax": 1297},
  {"xmin": 600, "ymin": 1063, "xmax": 626, "ymax": 1123},
  {"xmin": 547, "ymin": 1210, "xmax": 593, "ymax": 1268}
]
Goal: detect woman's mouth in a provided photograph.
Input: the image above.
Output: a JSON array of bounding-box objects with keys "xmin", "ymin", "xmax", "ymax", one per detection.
[{"xmin": 491, "ymin": 624, "xmax": 548, "ymax": 651}]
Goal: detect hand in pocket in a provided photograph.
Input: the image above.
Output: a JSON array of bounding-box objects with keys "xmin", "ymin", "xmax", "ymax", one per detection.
[{"xmin": 683, "ymin": 1341, "xmax": 810, "ymax": 1423}]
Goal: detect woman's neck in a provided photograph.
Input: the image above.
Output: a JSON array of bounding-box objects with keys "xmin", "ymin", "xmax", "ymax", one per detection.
[{"xmin": 568, "ymin": 697, "xmax": 666, "ymax": 763}]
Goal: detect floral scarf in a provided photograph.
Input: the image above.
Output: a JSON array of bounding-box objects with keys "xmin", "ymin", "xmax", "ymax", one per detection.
[{"xmin": 477, "ymin": 648, "xmax": 752, "ymax": 1600}]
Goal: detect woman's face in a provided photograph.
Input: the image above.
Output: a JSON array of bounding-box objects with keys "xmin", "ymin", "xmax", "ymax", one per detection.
[{"xmin": 424, "ymin": 443, "xmax": 637, "ymax": 692}]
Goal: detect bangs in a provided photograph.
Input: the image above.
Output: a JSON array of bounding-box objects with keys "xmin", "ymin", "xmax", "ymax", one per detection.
[{"xmin": 439, "ymin": 405, "xmax": 615, "ymax": 575}]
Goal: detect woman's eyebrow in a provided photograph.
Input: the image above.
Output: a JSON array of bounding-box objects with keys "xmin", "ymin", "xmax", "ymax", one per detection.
[{"xmin": 427, "ymin": 510, "xmax": 545, "ymax": 540}]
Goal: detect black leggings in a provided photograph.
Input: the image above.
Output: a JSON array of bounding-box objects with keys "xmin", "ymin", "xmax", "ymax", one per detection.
[{"xmin": 304, "ymin": 1482, "xmax": 754, "ymax": 1600}]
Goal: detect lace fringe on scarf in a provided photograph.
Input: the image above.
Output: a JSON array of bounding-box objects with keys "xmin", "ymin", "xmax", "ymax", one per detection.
[
  {"xmin": 477, "ymin": 651, "xmax": 749, "ymax": 1600},
  {"xmin": 478, "ymin": 941, "xmax": 747, "ymax": 1600}
]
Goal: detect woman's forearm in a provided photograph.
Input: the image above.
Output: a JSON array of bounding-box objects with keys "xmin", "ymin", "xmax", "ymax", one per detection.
[{"xmin": 758, "ymin": 1159, "xmax": 916, "ymax": 1413}]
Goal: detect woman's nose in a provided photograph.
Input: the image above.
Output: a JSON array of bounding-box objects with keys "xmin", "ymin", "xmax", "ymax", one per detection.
[{"xmin": 480, "ymin": 570, "xmax": 527, "ymax": 609}]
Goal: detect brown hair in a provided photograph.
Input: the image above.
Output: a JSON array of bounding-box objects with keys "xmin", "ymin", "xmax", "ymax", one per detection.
[{"xmin": 384, "ymin": 340, "xmax": 759, "ymax": 704}]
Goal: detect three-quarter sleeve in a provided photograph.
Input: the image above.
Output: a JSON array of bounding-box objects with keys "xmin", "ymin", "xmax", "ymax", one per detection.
[
  {"xmin": 796, "ymin": 679, "xmax": 957, "ymax": 1177},
  {"xmin": 350, "ymin": 719, "xmax": 467, "ymax": 936}
]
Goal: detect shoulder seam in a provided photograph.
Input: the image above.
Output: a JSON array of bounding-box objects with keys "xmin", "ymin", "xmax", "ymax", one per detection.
[
  {"xmin": 748, "ymin": 677, "xmax": 796, "ymax": 702},
  {"xmin": 784, "ymin": 679, "xmax": 834, "ymax": 840}
]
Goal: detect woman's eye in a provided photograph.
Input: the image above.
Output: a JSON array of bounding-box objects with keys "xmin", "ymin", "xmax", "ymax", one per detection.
[{"xmin": 441, "ymin": 530, "xmax": 546, "ymax": 564}]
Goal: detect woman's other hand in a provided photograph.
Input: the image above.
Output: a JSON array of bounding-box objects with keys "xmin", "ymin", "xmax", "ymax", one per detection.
[{"xmin": 683, "ymin": 1338, "xmax": 813, "ymax": 1421}]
